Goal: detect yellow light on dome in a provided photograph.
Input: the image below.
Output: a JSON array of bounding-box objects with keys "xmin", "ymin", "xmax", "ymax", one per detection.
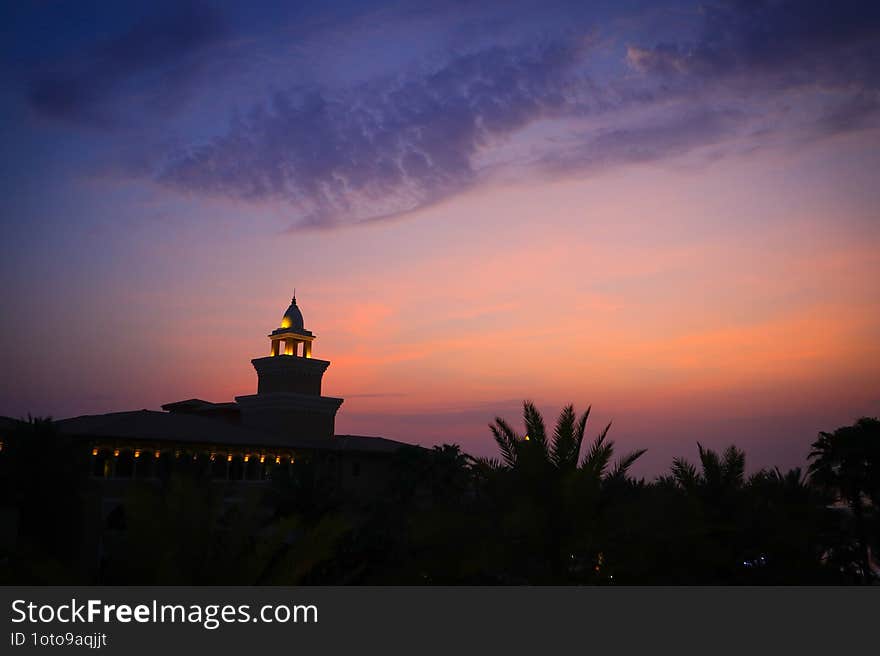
[
  {"xmin": 524, "ymin": 435, "xmax": 530, "ymax": 441},
  {"xmin": 280, "ymin": 316, "xmax": 292, "ymax": 328}
]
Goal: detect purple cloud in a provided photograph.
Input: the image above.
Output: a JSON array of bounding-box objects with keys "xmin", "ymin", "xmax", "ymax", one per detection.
[
  {"xmin": 23, "ymin": 1, "xmax": 880, "ymax": 229},
  {"xmin": 158, "ymin": 39, "xmax": 590, "ymax": 227}
]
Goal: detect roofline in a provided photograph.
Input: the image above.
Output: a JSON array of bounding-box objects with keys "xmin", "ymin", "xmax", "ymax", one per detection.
[{"xmin": 55, "ymin": 410, "xmax": 414, "ymax": 454}]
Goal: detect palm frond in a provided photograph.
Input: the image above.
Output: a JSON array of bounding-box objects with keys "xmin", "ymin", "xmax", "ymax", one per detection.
[
  {"xmin": 721, "ymin": 445, "xmax": 745, "ymax": 488},
  {"xmin": 551, "ymin": 404, "xmax": 577, "ymax": 469},
  {"xmin": 469, "ymin": 455, "xmax": 502, "ymax": 473},
  {"xmin": 670, "ymin": 457, "xmax": 699, "ymax": 489},
  {"xmin": 522, "ymin": 400, "xmax": 549, "ymax": 458},
  {"xmin": 608, "ymin": 448, "xmax": 647, "ymax": 481},
  {"xmin": 490, "ymin": 417, "xmax": 519, "ymax": 468},
  {"xmin": 573, "ymin": 405, "xmax": 591, "ymax": 465},
  {"xmin": 581, "ymin": 422, "xmax": 614, "ymax": 478},
  {"xmin": 697, "ymin": 442, "xmax": 722, "ymax": 487}
]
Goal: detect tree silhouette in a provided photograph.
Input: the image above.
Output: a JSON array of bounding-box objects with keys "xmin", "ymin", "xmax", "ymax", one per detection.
[
  {"xmin": 2, "ymin": 412, "xmax": 875, "ymax": 584},
  {"xmin": 809, "ymin": 417, "xmax": 879, "ymax": 583},
  {"xmin": 0, "ymin": 417, "xmax": 89, "ymax": 584},
  {"xmin": 484, "ymin": 401, "xmax": 646, "ymax": 582},
  {"xmin": 489, "ymin": 401, "xmax": 645, "ymax": 479}
]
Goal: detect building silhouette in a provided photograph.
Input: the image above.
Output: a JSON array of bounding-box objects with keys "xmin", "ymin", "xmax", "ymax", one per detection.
[
  {"xmin": 165, "ymin": 294, "xmax": 345, "ymax": 439},
  {"xmin": 57, "ymin": 294, "xmax": 411, "ymax": 478},
  {"xmin": 37, "ymin": 295, "xmax": 413, "ymax": 556}
]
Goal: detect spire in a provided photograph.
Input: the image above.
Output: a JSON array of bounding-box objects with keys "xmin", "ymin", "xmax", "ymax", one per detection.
[{"xmin": 292, "ymin": 288, "xmax": 296, "ymax": 304}]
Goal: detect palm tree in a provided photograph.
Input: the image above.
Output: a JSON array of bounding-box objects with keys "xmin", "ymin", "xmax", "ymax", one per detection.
[
  {"xmin": 655, "ymin": 443, "xmax": 750, "ymax": 582},
  {"xmin": 486, "ymin": 401, "xmax": 646, "ymax": 582},
  {"xmin": 489, "ymin": 400, "xmax": 645, "ymax": 480},
  {"xmin": 808, "ymin": 417, "xmax": 880, "ymax": 583},
  {"xmin": 667, "ymin": 443, "xmax": 746, "ymax": 495}
]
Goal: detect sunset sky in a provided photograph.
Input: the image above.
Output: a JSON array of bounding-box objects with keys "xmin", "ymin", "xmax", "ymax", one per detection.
[{"xmin": 2, "ymin": 0, "xmax": 879, "ymax": 474}]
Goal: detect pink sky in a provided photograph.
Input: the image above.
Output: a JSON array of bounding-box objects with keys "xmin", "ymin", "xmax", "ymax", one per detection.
[
  {"xmin": 3, "ymin": 129, "xmax": 878, "ymax": 475},
  {"xmin": 3, "ymin": 1, "xmax": 880, "ymax": 476}
]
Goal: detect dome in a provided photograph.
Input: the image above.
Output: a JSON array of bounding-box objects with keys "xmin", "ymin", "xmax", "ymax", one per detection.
[{"xmin": 280, "ymin": 296, "xmax": 305, "ymax": 331}]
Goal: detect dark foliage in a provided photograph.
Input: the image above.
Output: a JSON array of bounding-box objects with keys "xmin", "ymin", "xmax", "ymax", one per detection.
[{"xmin": 0, "ymin": 411, "xmax": 876, "ymax": 584}]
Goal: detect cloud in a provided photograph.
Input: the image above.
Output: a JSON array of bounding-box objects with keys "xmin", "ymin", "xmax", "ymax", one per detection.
[
  {"xmin": 626, "ymin": 0, "xmax": 880, "ymax": 89},
  {"xmin": 25, "ymin": 1, "xmax": 880, "ymax": 229},
  {"xmin": 623, "ymin": 1, "xmax": 880, "ymax": 147},
  {"xmin": 28, "ymin": 1, "xmax": 226, "ymax": 127},
  {"xmin": 538, "ymin": 107, "xmax": 745, "ymax": 176},
  {"xmin": 158, "ymin": 37, "xmax": 591, "ymax": 227}
]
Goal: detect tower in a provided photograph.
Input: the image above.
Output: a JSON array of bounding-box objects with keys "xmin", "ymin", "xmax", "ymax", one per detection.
[
  {"xmin": 235, "ymin": 294, "xmax": 343, "ymax": 438},
  {"xmin": 269, "ymin": 294, "xmax": 314, "ymax": 358}
]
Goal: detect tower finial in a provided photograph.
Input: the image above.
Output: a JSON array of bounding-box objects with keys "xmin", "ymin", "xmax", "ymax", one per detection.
[{"xmin": 292, "ymin": 288, "xmax": 296, "ymax": 304}]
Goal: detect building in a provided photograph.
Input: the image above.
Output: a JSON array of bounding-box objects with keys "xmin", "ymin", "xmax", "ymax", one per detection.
[
  {"xmin": 52, "ymin": 294, "xmax": 413, "ymax": 497},
  {"xmin": 0, "ymin": 295, "xmax": 418, "ymax": 576}
]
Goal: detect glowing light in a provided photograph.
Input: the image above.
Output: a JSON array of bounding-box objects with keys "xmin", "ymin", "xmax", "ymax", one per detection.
[
  {"xmin": 91, "ymin": 448, "xmax": 98, "ymax": 457},
  {"xmin": 244, "ymin": 454, "xmax": 250, "ymax": 462},
  {"xmin": 227, "ymin": 454, "xmax": 233, "ymax": 462},
  {"xmin": 0, "ymin": 442, "xmax": 3, "ymax": 452},
  {"xmin": 154, "ymin": 450, "xmax": 160, "ymax": 459},
  {"xmin": 210, "ymin": 452, "xmax": 216, "ymax": 461},
  {"xmin": 134, "ymin": 450, "xmax": 141, "ymax": 459},
  {"xmin": 113, "ymin": 449, "xmax": 120, "ymax": 458},
  {"xmin": 289, "ymin": 457, "xmax": 294, "ymax": 464},
  {"xmin": 280, "ymin": 316, "xmax": 292, "ymax": 329},
  {"xmin": 175, "ymin": 450, "xmax": 181, "ymax": 458},
  {"xmin": 260, "ymin": 454, "xmax": 265, "ymax": 464},
  {"xmin": 275, "ymin": 456, "xmax": 280, "ymax": 464},
  {"xmin": 524, "ymin": 435, "xmax": 530, "ymax": 441}
]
